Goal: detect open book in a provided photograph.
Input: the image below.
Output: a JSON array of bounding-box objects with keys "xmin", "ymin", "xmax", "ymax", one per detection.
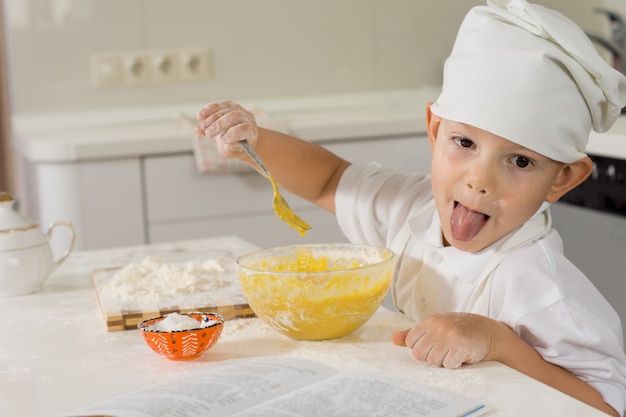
[{"xmin": 57, "ymin": 356, "xmax": 487, "ymax": 417}]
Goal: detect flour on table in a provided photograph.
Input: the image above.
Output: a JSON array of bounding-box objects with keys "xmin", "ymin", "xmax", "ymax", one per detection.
[{"xmin": 97, "ymin": 256, "xmax": 245, "ymax": 310}]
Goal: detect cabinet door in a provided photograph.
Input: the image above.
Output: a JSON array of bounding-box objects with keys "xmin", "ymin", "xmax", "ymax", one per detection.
[
  {"xmin": 143, "ymin": 135, "xmax": 428, "ymax": 247},
  {"xmin": 551, "ymin": 202, "xmax": 626, "ymax": 346},
  {"xmin": 33, "ymin": 159, "xmax": 145, "ymax": 253},
  {"xmin": 324, "ymin": 135, "xmax": 430, "ymax": 174},
  {"xmin": 149, "ymin": 208, "xmax": 348, "ymax": 248},
  {"xmin": 143, "ymin": 154, "xmax": 310, "ymax": 223}
]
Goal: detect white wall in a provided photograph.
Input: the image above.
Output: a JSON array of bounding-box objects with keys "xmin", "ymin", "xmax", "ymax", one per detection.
[{"xmin": 1, "ymin": 0, "xmax": 611, "ymax": 115}]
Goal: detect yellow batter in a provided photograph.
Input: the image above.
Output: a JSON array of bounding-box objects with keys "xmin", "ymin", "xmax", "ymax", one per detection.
[{"xmin": 237, "ymin": 245, "xmax": 394, "ymax": 340}]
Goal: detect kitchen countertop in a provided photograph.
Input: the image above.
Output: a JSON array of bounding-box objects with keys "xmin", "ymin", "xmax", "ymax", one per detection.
[
  {"xmin": 0, "ymin": 235, "xmax": 605, "ymax": 417},
  {"xmin": 11, "ymin": 88, "xmax": 436, "ymax": 163},
  {"xmin": 589, "ymin": 115, "xmax": 626, "ymax": 159},
  {"xmin": 12, "ymin": 86, "xmax": 626, "ymax": 163}
]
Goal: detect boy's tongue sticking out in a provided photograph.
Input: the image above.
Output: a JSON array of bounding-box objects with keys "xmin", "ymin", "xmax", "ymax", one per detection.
[{"xmin": 450, "ymin": 202, "xmax": 488, "ymax": 241}]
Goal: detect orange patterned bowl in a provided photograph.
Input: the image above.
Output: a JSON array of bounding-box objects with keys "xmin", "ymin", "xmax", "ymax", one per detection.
[{"xmin": 137, "ymin": 312, "xmax": 224, "ymax": 360}]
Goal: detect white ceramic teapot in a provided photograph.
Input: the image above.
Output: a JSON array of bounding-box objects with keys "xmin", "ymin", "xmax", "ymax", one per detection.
[{"xmin": 0, "ymin": 192, "xmax": 75, "ymax": 296}]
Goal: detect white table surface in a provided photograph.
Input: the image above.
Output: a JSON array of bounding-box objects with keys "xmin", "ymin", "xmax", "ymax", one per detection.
[{"xmin": 0, "ymin": 236, "xmax": 605, "ymax": 417}]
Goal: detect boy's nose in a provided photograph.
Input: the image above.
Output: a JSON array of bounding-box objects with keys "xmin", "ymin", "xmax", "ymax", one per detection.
[
  {"xmin": 467, "ymin": 182, "xmax": 489, "ymax": 195},
  {"xmin": 465, "ymin": 162, "xmax": 494, "ymax": 196}
]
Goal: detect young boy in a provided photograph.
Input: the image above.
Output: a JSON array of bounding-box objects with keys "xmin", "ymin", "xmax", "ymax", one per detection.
[{"xmin": 194, "ymin": 1, "xmax": 626, "ymax": 415}]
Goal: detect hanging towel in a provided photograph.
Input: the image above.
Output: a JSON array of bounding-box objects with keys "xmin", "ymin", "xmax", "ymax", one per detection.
[{"xmin": 176, "ymin": 110, "xmax": 282, "ymax": 174}]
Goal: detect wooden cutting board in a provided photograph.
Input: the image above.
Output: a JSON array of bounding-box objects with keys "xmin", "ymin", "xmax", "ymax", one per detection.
[{"xmin": 92, "ymin": 258, "xmax": 255, "ymax": 332}]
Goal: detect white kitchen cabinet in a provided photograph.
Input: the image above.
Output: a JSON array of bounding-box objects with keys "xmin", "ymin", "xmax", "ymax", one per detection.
[
  {"xmin": 14, "ymin": 89, "xmax": 434, "ymax": 253},
  {"xmin": 144, "ymin": 135, "xmax": 430, "ymax": 248},
  {"xmin": 551, "ymin": 202, "xmax": 626, "ymax": 346},
  {"xmin": 27, "ymin": 134, "xmax": 430, "ymax": 254},
  {"xmin": 26, "ymin": 158, "xmax": 145, "ymax": 255}
]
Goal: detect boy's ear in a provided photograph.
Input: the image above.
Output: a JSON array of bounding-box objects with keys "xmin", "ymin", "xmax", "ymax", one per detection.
[
  {"xmin": 425, "ymin": 102, "xmax": 441, "ymax": 152},
  {"xmin": 546, "ymin": 156, "xmax": 593, "ymax": 203}
]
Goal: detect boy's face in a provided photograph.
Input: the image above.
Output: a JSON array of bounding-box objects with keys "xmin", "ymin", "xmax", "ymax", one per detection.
[{"xmin": 426, "ymin": 109, "xmax": 590, "ymax": 253}]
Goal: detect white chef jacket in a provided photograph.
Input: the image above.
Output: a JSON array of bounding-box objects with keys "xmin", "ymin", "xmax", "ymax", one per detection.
[{"xmin": 335, "ymin": 162, "xmax": 626, "ymax": 415}]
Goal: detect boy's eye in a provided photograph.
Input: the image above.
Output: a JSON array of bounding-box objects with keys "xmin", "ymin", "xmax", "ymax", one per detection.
[
  {"xmin": 453, "ymin": 136, "xmax": 474, "ymax": 148},
  {"xmin": 513, "ymin": 156, "xmax": 532, "ymax": 168}
]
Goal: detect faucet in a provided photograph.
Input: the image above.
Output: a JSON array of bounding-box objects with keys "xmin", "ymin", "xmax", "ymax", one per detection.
[
  {"xmin": 595, "ymin": 7, "xmax": 625, "ymax": 51},
  {"xmin": 586, "ymin": 8, "xmax": 626, "ymax": 75},
  {"xmin": 586, "ymin": 32, "xmax": 624, "ymax": 72}
]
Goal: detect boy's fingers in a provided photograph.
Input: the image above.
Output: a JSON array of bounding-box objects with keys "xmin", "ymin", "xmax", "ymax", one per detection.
[{"xmin": 391, "ymin": 329, "xmax": 410, "ymax": 346}]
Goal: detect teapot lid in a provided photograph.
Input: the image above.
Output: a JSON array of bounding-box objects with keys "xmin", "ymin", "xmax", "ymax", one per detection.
[{"xmin": 0, "ymin": 193, "xmax": 38, "ymax": 233}]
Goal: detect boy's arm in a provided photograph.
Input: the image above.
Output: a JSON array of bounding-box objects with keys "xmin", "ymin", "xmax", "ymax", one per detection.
[
  {"xmin": 489, "ymin": 319, "xmax": 618, "ymax": 416},
  {"xmin": 254, "ymin": 127, "xmax": 350, "ymax": 213},
  {"xmin": 392, "ymin": 313, "xmax": 618, "ymax": 416},
  {"xmin": 195, "ymin": 101, "xmax": 350, "ymax": 213}
]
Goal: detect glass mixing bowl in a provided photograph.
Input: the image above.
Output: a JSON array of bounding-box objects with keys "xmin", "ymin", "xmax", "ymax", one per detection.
[{"xmin": 236, "ymin": 243, "xmax": 395, "ymax": 341}]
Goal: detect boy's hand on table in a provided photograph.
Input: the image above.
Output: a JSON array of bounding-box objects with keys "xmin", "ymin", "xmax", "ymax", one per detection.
[
  {"xmin": 391, "ymin": 312, "xmax": 499, "ymax": 368},
  {"xmin": 393, "ymin": 313, "xmax": 621, "ymax": 417},
  {"xmin": 194, "ymin": 100, "xmax": 259, "ymax": 157}
]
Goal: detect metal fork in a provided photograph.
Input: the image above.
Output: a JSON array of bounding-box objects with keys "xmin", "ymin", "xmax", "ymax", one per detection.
[{"xmin": 240, "ymin": 140, "xmax": 312, "ymax": 235}]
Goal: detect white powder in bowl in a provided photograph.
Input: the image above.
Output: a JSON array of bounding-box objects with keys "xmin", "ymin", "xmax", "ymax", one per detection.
[{"xmin": 145, "ymin": 312, "xmax": 220, "ymax": 332}]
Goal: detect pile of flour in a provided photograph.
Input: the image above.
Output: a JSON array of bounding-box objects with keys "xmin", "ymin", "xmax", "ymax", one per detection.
[
  {"xmin": 144, "ymin": 312, "xmax": 221, "ymax": 331},
  {"xmin": 98, "ymin": 256, "xmax": 242, "ymax": 308}
]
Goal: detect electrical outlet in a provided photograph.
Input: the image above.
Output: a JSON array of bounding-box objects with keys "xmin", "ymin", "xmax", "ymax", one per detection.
[
  {"xmin": 120, "ymin": 52, "xmax": 151, "ymax": 85},
  {"xmin": 150, "ymin": 49, "xmax": 181, "ymax": 84},
  {"xmin": 90, "ymin": 47, "xmax": 212, "ymax": 88},
  {"xmin": 91, "ymin": 53, "xmax": 123, "ymax": 88},
  {"xmin": 179, "ymin": 47, "xmax": 212, "ymax": 82}
]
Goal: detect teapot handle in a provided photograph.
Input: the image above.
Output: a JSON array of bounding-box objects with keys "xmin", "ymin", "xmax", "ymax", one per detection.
[{"xmin": 47, "ymin": 221, "xmax": 76, "ymax": 266}]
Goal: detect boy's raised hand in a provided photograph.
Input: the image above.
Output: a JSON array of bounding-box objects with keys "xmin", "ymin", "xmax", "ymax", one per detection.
[
  {"xmin": 391, "ymin": 312, "xmax": 497, "ymax": 368},
  {"xmin": 194, "ymin": 100, "xmax": 259, "ymax": 157}
]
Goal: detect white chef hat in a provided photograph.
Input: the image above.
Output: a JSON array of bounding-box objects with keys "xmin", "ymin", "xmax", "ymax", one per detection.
[{"xmin": 430, "ymin": 0, "xmax": 626, "ymax": 163}]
